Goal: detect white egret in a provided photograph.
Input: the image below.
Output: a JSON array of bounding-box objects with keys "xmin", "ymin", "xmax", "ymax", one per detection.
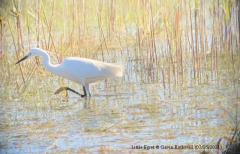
[{"xmin": 15, "ymin": 48, "xmax": 124, "ymax": 97}]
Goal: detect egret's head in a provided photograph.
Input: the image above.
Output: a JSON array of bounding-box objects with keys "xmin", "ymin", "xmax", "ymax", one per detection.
[{"xmin": 15, "ymin": 48, "xmax": 41, "ymax": 64}]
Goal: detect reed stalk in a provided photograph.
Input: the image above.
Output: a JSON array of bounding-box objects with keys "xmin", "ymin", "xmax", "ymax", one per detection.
[{"xmin": 1, "ymin": 0, "xmax": 239, "ymax": 96}]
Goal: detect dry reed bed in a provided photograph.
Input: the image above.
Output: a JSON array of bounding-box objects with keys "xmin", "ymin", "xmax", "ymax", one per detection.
[{"xmin": 0, "ymin": 0, "xmax": 239, "ymax": 99}]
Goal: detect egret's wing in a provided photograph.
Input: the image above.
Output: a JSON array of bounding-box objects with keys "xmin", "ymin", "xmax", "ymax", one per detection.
[{"xmin": 61, "ymin": 57, "xmax": 114, "ymax": 84}]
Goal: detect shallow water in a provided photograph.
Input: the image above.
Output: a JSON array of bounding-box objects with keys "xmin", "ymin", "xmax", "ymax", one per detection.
[
  {"xmin": 1, "ymin": 66, "xmax": 239, "ymax": 153},
  {"xmin": 1, "ymin": 0, "xmax": 240, "ymax": 152}
]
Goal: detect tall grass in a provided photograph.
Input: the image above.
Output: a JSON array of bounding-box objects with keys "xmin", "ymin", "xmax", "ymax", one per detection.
[{"xmin": 0, "ymin": 0, "xmax": 239, "ymax": 99}]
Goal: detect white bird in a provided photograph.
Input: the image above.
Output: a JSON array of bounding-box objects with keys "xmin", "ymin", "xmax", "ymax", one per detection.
[{"xmin": 15, "ymin": 48, "xmax": 124, "ymax": 97}]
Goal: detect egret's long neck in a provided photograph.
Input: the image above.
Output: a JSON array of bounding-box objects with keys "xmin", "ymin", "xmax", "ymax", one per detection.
[{"xmin": 40, "ymin": 50, "xmax": 59, "ymax": 75}]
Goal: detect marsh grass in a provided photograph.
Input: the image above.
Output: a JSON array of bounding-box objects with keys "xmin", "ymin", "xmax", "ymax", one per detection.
[{"xmin": 0, "ymin": 0, "xmax": 240, "ymax": 153}]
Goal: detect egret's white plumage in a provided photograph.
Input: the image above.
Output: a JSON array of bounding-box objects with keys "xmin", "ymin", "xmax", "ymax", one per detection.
[{"xmin": 16, "ymin": 48, "xmax": 124, "ymax": 97}]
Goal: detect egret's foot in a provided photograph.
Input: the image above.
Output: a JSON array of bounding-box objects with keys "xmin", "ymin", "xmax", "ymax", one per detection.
[
  {"xmin": 54, "ymin": 87, "xmax": 69, "ymax": 98},
  {"xmin": 54, "ymin": 87, "xmax": 68, "ymax": 95},
  {"xmin": 65, "ymin": 91, "xmax": 69, "ymax": 98},
  {"xmin": 55, "ymin": 87, "xmax": 83, "ymax": 97},
  {"xmin": 54, "ymin": 87, "xmax": 89, "ymax": 98}
]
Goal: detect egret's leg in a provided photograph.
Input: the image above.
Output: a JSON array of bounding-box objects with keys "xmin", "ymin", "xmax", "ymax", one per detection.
[
  {"xmin": 85, "ymin": 85, "xmax": 91, "ymax": 97},
  {"xmin": 81, "ymin": 86, "xmax": 87, "ymax": 98},
  {"xmin": 55, "ymin": 87, "xmax": 83, "ymax": 97}
]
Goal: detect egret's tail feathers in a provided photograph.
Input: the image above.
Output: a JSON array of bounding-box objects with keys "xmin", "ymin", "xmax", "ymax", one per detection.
[{"xmin": 105, "ymin": 63, "xmax": 125, "ymax": 77}]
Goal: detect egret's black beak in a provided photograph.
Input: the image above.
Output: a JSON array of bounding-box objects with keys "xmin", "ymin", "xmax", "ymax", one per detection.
[{"xmin": 15, "ymin": 54, "xmax": 30, "ymax": 65}]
